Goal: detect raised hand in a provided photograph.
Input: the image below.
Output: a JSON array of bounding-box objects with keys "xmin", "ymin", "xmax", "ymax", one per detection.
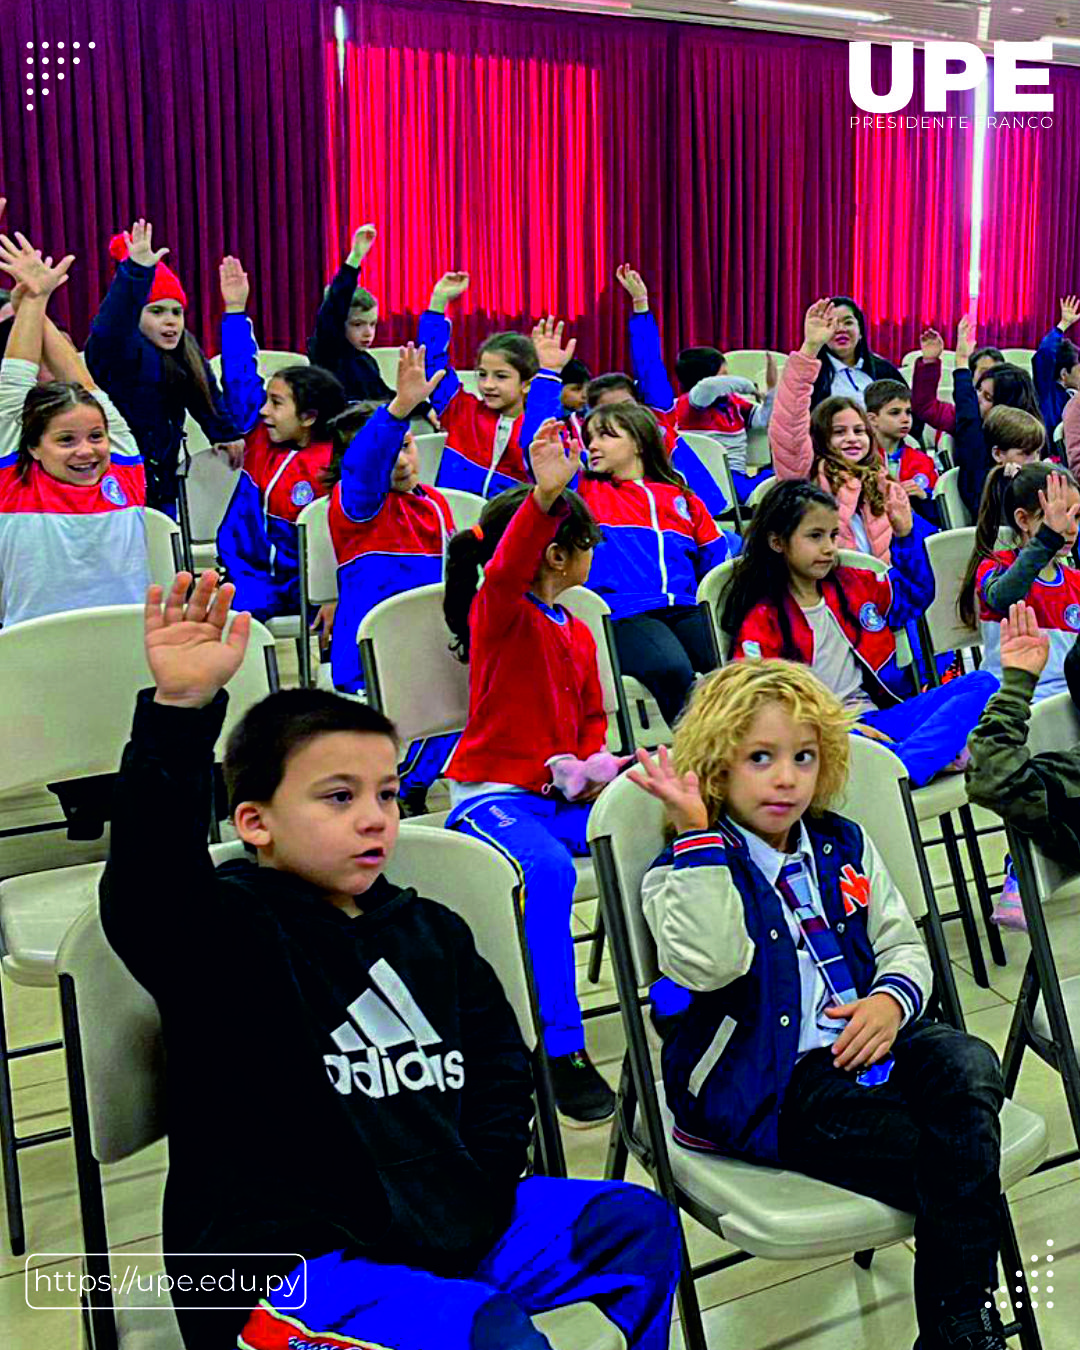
[
  {"xmin": 219, "ymin": 256, "xmax": 250, "ymax": 313},
  {"xmin": 615, "ymin": 264, "xmax": 648, "ymax": 310},
  {"xmin": 919, "ymin": 327, "xmax": 944, "ymax": 363},
  {"xmin": 1037, "ymin": 471, "xmax": 1080, "ymax": 536},
  {"xmin": 825, "ymin": 992, "xmax": 903, "ymax": 1070},
  {"xmin": 213, "ymin": 440, "xmax": 246, "ymax": 470},
  {"xmin": 430, "ymin": 270, "xmax": 470, "ymax": 309},
  {"xmin": 1060, "ymin": 294, "xmax": 1080, "ymax": 331},
  {"xmin": 0, "ymin": 232, "xmax": 74, "ymax": 299},
  {"xmin": 531, "ymin": 315, "xmax": 577, "ymax": 372},
  {"xmin": 125, "ymin": 219, "xmax": 169, "ymax": 268},
  {"xmin": 146, "ymin": 571, "xmax": 250, "ymax": 709},
  {"xmin": 955, "ymin": 315, "xmax": 975, "ymax": 364},
  {"xmin": 802, "ymin": 298, "xmax": 837, "ymax": 353},
  {"xmin": 626, "ymin": 745, "xmax": 709, "ymax": 835},
  {"xmin": 999, "ymin": 601, "xmax": 1050, "ymax": 678},
  {"xmin": 883, "ymin": 474, "xmax": 914, "ymax": 537},
  {"xmin": 530, "ymin": 418, "xmax": 578, "ymax": 508},
  {"xmin": 388, "ymin": 343, "xmax": 445, "ymax": 419},
  {"xmin": 347, "ymin": 223, "xmax": 377, "ymax": 265},
  {"xmin": 764, "ymin": 351, "xmax": 779, "ymax": 391}
]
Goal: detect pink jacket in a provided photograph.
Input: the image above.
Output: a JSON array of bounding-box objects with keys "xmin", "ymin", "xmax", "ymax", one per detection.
[
  {"xmin": 769, "ymin": 350, "xmax": 893, "ymax": 562},
  {"xmin": 1063, "ymin": 391, "xmax": 1080, "ymax": 479}
]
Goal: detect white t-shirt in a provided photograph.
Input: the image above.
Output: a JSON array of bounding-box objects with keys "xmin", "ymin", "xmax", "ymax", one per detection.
[{"xmin": 803, "ymin": 600, "xmax": 875, "ymax": 715}]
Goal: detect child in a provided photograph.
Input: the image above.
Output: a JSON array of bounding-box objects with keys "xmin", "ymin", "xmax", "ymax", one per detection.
[
  {"xmin": 215, "ymin": 255, "xmax": 346, "ymax": 624},
  {"xmin": 560, "ymin": 356, "xmax": 591, "ymax": 416},
  {"xmin": 807, "ymin": 294, "xmax": 907, "ymax": 408},
  {"xmin": 864, "ymin": 378, "xmax": 938, "ymax": 500},
  {"xmin": 442, "ymin": 423, "xmax": 616, "ymax": 1125},
  {"xmin": 959, "ymin": 464, "xmax": 1080, "ymax": 702},
  {"xmin": 981, "ymin": 406, "xmax": 1046, "ymax": 473},
  {"xmin": 85, "ymin": 219, "xmax": 243, "ymax": 515},
  {"xmin": 419, "ymin": 271, "xmax": 538, "ymax": 498},
  {"xmin": 307, "ymin": 222, "xmax": 395, "ymax": 403},
  {"xmin": 677, "ymin": 348, "xmax": 777, "ymax": 502},
  {"xmin": 725, "ymin": 480, "xmax": 998, "ymax": 786},
  {"xmin": 967, "ymin": 600, "xmax": 1080, "ymax": 871},
  {"xmin": 100, "ymin": 568, "xmax": 681, "ymax": 1348},
  {"xmin": 911, "ymin": 324, "xmax": 1004, "ymax": 436},
  {"xmin": 0, "ymin": 231, "xmax": 148, "ymax": 626},
  {"xmin": 1032, "ymin": 293, "xmax": 1080, "ymax": 440},
  {"xmin": 771, "ymin": 300, "xmax": 929, "ymax": 562},
  {"xmin": 629, "ymin": 660, "xmax": 1009, "ymax": 1350},
  {"xmin": 323, "ymin": 344, "xmax": 457, "ymax": 810}
]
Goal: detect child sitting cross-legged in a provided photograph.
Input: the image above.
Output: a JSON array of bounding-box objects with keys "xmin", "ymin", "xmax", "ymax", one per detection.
[
  {"xmin": 628, "ymin": 660, "xmax": 1010, "ymax": 1350},
  {"xmin": 100, "ymin": 569, "xmax": 681, "ymax": 1350}
]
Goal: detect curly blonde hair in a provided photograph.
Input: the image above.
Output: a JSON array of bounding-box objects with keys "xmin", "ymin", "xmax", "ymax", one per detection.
[{"xmin": 673, "ymin": 660, "xmax": 855, "ymax": 825}]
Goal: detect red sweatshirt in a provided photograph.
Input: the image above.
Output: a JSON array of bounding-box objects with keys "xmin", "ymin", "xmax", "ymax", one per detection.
[{"xmin": 444, "ymin": 492, "xmax": 607, "ymax": 792}]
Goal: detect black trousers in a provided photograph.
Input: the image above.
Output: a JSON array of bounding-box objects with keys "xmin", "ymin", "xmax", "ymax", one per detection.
[{"xmin": 612, "ymin": 605, "xmax": 716, "ymax": 728}]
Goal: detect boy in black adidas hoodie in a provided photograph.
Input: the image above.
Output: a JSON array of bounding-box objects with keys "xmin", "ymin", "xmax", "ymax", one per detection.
[{"xmin": 100, "ymin": 569, "xmax": 680, "ymax": 1350}]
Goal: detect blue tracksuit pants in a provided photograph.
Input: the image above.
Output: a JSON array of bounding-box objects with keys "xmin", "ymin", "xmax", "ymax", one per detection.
[
  {"xmin": 446, "ymin": 793, "xmax": 591, "ymax": 1058},
  {"xmin": 859, "ymin": 670, "xmax": 998, "ymax": 786},
  {"xmin": 240, "ymin": 1178, "xmax": 681, "ymax": 1350}
]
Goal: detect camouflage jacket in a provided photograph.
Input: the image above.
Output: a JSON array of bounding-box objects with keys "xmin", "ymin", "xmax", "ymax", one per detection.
[{"xmin": 966, "ymin": 666, "xmax": 1080, "ymax": 870}]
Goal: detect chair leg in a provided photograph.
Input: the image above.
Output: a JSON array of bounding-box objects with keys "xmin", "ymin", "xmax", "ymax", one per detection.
[
  {"xmin": 853, "ymin": 1249, "xmax": 874, "ymax": 1269},
  {"xmin": 998, "ymin": 1195, "xmax": 1044, "ymax": 1350},
  {"xmin": 1001, "ymin": 957, "xmax": 1038, "ymax": 1097},
  {"xmin": 675, "ymin": 1238, "xmax": 708, "ymax": 1350},
  {"xmin": 0, "ymin": 976, "xmax": 25, "ymax": 1257},
  {"xmin": 587, "ymin": 911, "xmax": 606, "ymax": 986},
  {"xmin": 604, "ymin": 1058, "xmax": 633, "ymax": 1182},
  {"xmin": 940, "ymin": 811, "xmax": 990, "ymax": 989},
  {"xmin": 958, "ymin": 805, "xmax": 1007, "ymax": 968}
]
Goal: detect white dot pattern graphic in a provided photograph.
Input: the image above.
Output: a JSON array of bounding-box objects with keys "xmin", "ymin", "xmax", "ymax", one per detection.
[{"xmin": 23, "ymin": 36, "xmax": 93, "ymax": 109}]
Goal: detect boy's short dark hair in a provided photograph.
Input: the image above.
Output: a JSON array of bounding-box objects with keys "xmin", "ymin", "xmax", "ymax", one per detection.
[
  {"xmin": 586, "ymin": 372, "xmax": 636, "ymax": 405},
  {"xmin": 561, "ymin": 357, "xmax": 591, "ymax": 386},
  {"xmin": 969, "ymin": 345, "xmax": 1005, "ymax": 374},
  {"xmin": 864, "ymin": 379, "xmax": 911, "ymax": 415},
  {"xmin": 1055, "ymin": 339, "xmax": 1080, "ymax": 380},
  {"xmin": 223, "ymin": 689, "xmax": 399, "ymax": 814},
  {"xmin": 674, "ymin": 346, "xmax": 725, "ymax": 394},
  {"xmin": 349, "ymin": 286, "xmax": 378, "ymax": 313}
]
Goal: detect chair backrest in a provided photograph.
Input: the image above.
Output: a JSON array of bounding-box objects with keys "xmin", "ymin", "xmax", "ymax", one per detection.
[
  {"xmin": 932, "ymin": 466, "xmax": 972, "ymax": 530},
  {"xmin": 744, "ymin": 473, "xmax": 780, "ymax": 511},
  {"xmin": 367, "ymin": 347, "xmax": 400, "ymax": 388},
  {"xmin": 181, "ymin": 447, "xmax": 240, "ymax": 543},
  {"xmin": 586, "ymin": 774, "xmax": 669, "ymax": 986},
  {"xmin": 458, "ymin": 369, "xmax": 481, "ymax": 396},
  {"xmin": 696, "ymin": 557, "xmax": 739, "ymax": 662},
  {"xmin": 358, "ymin": 583, "xmax": 468, "ymax": 743},
  {"xmin": 922, "ymin": 526, "xmax": 980, "ymax": 655},
  {"xmin": 413, "ymin": 432, "xmax": 448, "ymax": 486},
  {"xmin": 55, "ymin": 823, "xmax": 537, "ymax": 1169},
  {"xmin": 208, "ymin": 350, "xmax": 309, "ymax": 382},
  {"xmin": 901, "ymin": 349, "xmax": 955, "ymax": 375},
  {"xmin": 297, "ymin": 495, "xmax": 338, "ymax": 605},
  {"xmin": 143, "ymin": 507, "xmax": 181, "ymax": 589},
  {"xmin": 437, "ymin": 487, "xmax": 486, "ymax": 532},
  {"xmin": 181, "ymin": 411, "xmax": 210, "ymax": 457},
  {"xmin": 677, "ymin": 431, "xmax": 738, "ymax": 520},
  {"xmin": 1054, "ymin": 419, "xmax": 1065, "ymax": 447},
  {"xmin": 1021, "ymin": 691, "xmax": 1080, "ymax": 898},
  {"xmin": 1000, "ymin": 347, "xmax": 1035, "ymax": 373},
  {"xmin": 0, "ymin": 606, "xmax": 277, "ymax": 797},
  {"xmin": 718, "ymin": 349, "xmax": 787, "ymax": 384},
  {"xmin": 560, "ymin": 586, "xmax": 634, "ymax": 754},
  {"xmin": 837, "ymin": 733, "xmax": 926, "ymax": 909}
]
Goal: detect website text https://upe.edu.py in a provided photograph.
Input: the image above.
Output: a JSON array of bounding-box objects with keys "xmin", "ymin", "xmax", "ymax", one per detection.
[{"xmin": 25, "ymin": 1254, "xmax": 308, "ymax": 1311}]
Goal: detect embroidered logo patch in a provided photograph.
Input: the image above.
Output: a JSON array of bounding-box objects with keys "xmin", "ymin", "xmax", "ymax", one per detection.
[
  {"xmin": 99, "ymin": 474, "xmax": 127, "ymax": 507},
  {"xmin": 839, "ymin": 864, "xmax": 871, "ymax": 916},
  {"xmin": 914, "ymin": 473, "xmax": 930, "ymax": 490},
  {"xmin": 674, "ymin": 495, "xmax": 691, "ymax": 521},
  {"xmin": 742, "ymin": 640, "xmax": 762, "ymax": 658},
  {"xmin": 858, "ymin": 601, "xmax": 885, "ymax": 632},
  {"xmin": 291, "ymin": 480, "xmax": 315, "ymax": 507},
  {"xmin": 1066, "ymin": 604, "xmax": 1080, "ymax": 632}
]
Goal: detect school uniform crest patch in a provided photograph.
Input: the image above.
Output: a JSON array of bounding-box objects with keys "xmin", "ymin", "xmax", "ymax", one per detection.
[
  {"xmin": 291, "ymin": 480, "xmax": 315, "ymax": 507},
  {"xmin": 1066, "ymin": 604, "xmax": 1080, "ymax": 631},
  {"xmin": 99, "ymin": 475, "xmax": 128, "ymax": 507},
  {"xmin": 674, "ymin": 496, "xmax": 691, "ymax": 521},
  {"xmin": 858, "ymin": 601, "xmax": 885, "ymax": 632}
]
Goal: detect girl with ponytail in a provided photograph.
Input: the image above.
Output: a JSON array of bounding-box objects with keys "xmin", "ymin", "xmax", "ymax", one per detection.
[{"xmin": 959, "ymin": 462, "xmax": 1080, "ymax": 700}]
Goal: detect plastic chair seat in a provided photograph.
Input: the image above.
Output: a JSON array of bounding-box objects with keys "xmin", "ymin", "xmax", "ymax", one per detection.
[
  {"xmin": 0, "ymin": 860, "xmax": 103, "ymax": 987},
  {"xmin": 909, "ymin": 772, "xmax": 968, "ymax": 821},
  {"xmin": 1032, "ymin": 975, "xmax": 1080, "ymax": 1043},
  {"xmin": 636, "ymin": 1083, "xmax": 1046, "ymax": 1261}
]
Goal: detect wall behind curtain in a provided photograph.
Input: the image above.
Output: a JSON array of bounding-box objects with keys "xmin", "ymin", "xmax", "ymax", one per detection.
[{"xmin": 0, "ymin": 0, "xmax": 330, "ymax": 352}]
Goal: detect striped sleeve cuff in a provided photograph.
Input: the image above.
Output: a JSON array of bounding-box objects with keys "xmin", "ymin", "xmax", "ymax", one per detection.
[
  {"xmin": 869, "ymin": 973, "xmax": 924, "ymax": 1027},
  {"xmin": 672, "ymin": 831, "xmax": 727, "ymax": 869}
]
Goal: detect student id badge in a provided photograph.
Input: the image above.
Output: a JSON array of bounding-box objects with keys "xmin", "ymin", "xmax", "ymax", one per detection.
[{"xmin": 856, "ymin": 1055, "xmax": 895, "ymax": 1087}]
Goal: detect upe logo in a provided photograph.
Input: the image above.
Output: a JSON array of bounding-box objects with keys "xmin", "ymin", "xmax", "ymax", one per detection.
[{"xmin": 849, "ymin": 40, "xmax": 1054, "ymax": 114}]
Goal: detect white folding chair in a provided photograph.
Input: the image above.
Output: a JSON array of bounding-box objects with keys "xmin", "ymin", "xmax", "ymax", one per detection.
[
  {"xmin": 208, "ymin": 349, "xmax": 309, "ymax": 383},
  {"xmin": 367, "ymin": 346, "xmax": 400, "ymax": 388},
  {"xmin": 296, "ymin": 495, "xmax": 341, "ymax": 688},
  {"xmin": 587, "ymin": 770, "xmax": 1047, "ymax": 1350},
  {"xmin": 54, "ymin": 828, "xmax": 620, "ymax": 1350},
  {"xmin": 143, "ymin": 506, "xmax": 183, "ymax": 589},
  {"xmin": 0, "ymin": 607, "xmax": 278, "ymax": 1257},
  {"xmin": 412, "ymin": 431, "xmax": 448, "ymax": 486},
  {"xmin": 999, "ymin": 691, "xmax": 1080, "ymax": 1175},
  {"xmin": 677, "ymin": 431, "xmax": 742, "ymax": 532},
  {"xmin": 1000, "ymin": 348, "xmax": 1035, "ymax": 374},
  {"xmin": 176, "ymin": 445, "xmax": 240, "ymax": 572},
  {"xmin": 437, "ymin": 487, "xmax": 486, "ymax": 532},
  {"xmin": 717, "ymin": 349, "xmax": 787, "ymax": 385},
  {"xmin": 932, "ymin": 466, "xmax": 973, "ymax": 530},
  {"xmin": 743, "ymin": 472, "xmax": 779, "ymax": 512},
  {"xmin": 1053, "ymin": 419, "xmax": 1065, "ymax": 448}
]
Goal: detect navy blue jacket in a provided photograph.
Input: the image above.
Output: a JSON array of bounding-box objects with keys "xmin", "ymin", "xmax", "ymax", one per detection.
[
  {"xmin": 307, "ymin": 261, "xmax": 395, "ymax": 403},
  {"xmin": 1032, "ymin": 326, "xmax": 1072, "ymax": 442}
]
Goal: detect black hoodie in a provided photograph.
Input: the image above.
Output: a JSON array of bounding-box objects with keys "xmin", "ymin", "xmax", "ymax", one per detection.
[
  {"xmin": 100, "ymin": 690, "xmax": 534, "ymax": 1343},
  {"xmin": 307, "ymin": 261, "xmax": 395, "ymax": 403}
]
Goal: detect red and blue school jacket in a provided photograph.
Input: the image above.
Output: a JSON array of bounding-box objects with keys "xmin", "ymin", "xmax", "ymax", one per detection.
[
  {"xmin": 444, "ymin": 492, "xmax": 607, "ymax": 794},
  {"xmin": 879, "ymin": 439, "xmax": 938, "ymax": 493},
  {"xmin": 216, "ymin": 315, "xmax": 333, "ymax": 622},
  {"xmin": 328, "ymin": 407, "xmax": 455, "ymax": 692},
  {"xmin": 418, "ymin": 310, "xmax": 532, "ymax": 499},
  {"xmin": 0, "ymin": 359, "xmax": 149, "ymax": 626},
  {"xmin": 735, "ymin": 532, "xmax": 935, "ymax": 703},
  {"xmin": 977, "ymin": 548, "xmax": 1080, "ymax": 699},
  {"xmin": 628, "ymin": 312, "xmax": 730, "ymax": 518}
]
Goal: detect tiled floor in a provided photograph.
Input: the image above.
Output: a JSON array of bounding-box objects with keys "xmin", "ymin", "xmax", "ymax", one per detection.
[{"xmin": 2, "ymin": 642, "xmax": 1078, "ymax": 1347}]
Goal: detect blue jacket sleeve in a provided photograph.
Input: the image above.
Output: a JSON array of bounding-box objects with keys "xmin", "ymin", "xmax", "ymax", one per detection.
[
  {"xmin": 518, "ymin": 369, "xmax": 564, "ymax": 459},
  {"xmin": 219, "ymin": 314, "xmax": 266, "ymax": 435},
  {"xmin": 339, "ymin": 405, "xmax": 409, "ymax": 521},
  {"xmin": 86, "ymin": 258, "xmax": 157, "ymax": 383},
  {"xmin": 419, "ymin": 310, "xmax": 460, "ymax": 416},
  {"xmin": 883, "ymin": 529, "xmax": 935, "ymax": 629},
  {"xmin": 1033, "ymin": 326, "xmax": 1062, "ymax": 418},
  {"xmin": 695, "ymin": 534, "xmax": 732, "ymax": 581},
  {"xmin": 628, "ymin": 311, "xmax": 675, "ymax": 412},
  {"xmin": 952, "ymin": 369, "xmax": 986, "ymax": 517},
  {"xmin": 309, "ymin": 261, "xmax": 359, "ymax": 367}
]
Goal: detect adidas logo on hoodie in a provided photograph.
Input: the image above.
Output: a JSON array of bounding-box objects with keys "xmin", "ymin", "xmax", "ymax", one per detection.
[{"xmin": 323, "ymin": 957, "xmax": 465, "ymax": 1099}]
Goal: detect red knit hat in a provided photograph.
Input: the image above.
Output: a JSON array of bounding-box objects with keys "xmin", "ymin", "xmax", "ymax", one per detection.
[{"xmin": 108, "ymin": 232, "xmax": 188, "ymax": 308}]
